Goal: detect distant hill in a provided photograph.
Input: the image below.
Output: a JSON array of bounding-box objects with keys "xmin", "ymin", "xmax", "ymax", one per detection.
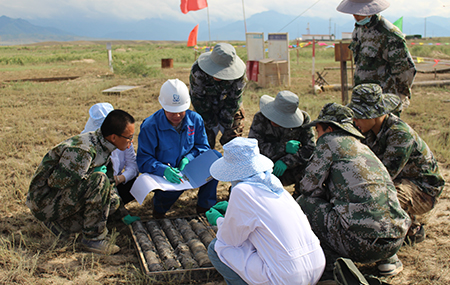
[{"xmin": 1, "ymin": 13, "xmax": 450, "ymax": 45}]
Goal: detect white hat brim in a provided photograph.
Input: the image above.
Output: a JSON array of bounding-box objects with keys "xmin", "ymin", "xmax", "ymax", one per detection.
[
  {"xmin": 210, "ymin": 154, "xmax": 273, "ymax": 182},
  {"xmin": 198, "ymin": 51, "xmax": 246, "ymax": 80},
  {"xmin": 260, "ymin": 95, "xmax": 304, "ymax": 128},
  {"xmin": 336, "ymin": 0, "xmax": 390, "ymax": 16}
]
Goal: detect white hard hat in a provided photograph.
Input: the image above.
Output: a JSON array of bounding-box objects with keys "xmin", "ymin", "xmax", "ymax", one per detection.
[{"xmin": 158, "ymin": 79, "xmax": 191, "ymax": 113}]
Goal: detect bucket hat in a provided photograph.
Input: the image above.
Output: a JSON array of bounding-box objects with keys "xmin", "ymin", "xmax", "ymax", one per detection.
[
  {"xmin": 210, "ymin": 137, "xmax": 273, "ymax": 182},
  {"xmin": 347, "ymin": 83, "xmax": 401, "ymax": 119},
  {"xmin": 198, "ymin": 43, "xmax": 246, "ymax": 80},
  {"xmin": 260, "ymin": 91, "xmax": 304, "ymax": 128},
  {"xmin": 303, "ymin": 102, "xmax": 365, "ymax": 139},
  {"xmin": 336, "ymin": 0, "xmax": 390, "ymax": 16},
  {"xmin": 82, "ymin": 102, "xmax": 114, "ymax": 134}
]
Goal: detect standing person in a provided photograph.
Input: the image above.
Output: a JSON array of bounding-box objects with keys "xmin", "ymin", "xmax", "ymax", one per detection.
[
  {"xmin": 136, "ymin": 79, "xmax": 219, "ymax": 219},
  {"xmin": 248, "ymin": 90, "xmax": 315, "ymax": 199},
  {"xmin": 348, "ymin": 83, "xmax": 445, "ymax": 245},
  {"xmin": 336, "ymin": 0, "xmax": 416, "ymax": 112},
  {"xmin": 81, "ymin": 103, "xmax": 139, "ymax": 205},
  {"xmin": 206, "ymin": 137, "xmax": 325, "ymax": 285},
  {"xmin": 26, "ymin": 109, "xmax": 136, "ymax": 255},
  {"xmin": 189, "ymin": 42, "xmax": 247, "ymax": 149},
  {"xmin": 297, "ymin": 103, "xmax": 411, "ymax": 279}
]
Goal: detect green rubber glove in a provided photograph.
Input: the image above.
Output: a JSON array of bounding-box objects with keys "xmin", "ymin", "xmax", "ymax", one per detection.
[
  {"xmin": 122, "ymin": 214, "xmax": 141, "ymax": 225},
  {"xmin": 178, "ymin": 157, "xmax": 190, "ymax": 171},
  {"xmin": 286, "ymin": 140, "xmax": 301, "ymax": 154},
  {"xmin": 212, "ymin": 201, "xmax": 228, "ymax": 215},
  {"xmin": 164, "ymin": 167, "xmax": 182, "ymax": 184},
  {"xmin": 93, "ymin": 165, "xmax": 107, "ymax": 173},
  {"xmin": 206, "ymin": 208, "xmax": 223, "ymax": 226},
  {"xmin": 273, "ymin": 160, "xmax": 287, "ymax": 177}
]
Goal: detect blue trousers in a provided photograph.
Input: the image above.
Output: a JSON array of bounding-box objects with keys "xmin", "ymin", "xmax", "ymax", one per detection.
[
  {"xmin": 153, "ymin": 150, "xmax": 221, "ymax": 214},
  {"xmin": 207, "ymin": 238, "xmax": 248, "ymax": 285}
]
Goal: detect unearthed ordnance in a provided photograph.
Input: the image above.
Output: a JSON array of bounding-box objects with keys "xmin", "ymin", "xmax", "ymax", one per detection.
[
  {"xmin": 131, "ymin": 221, "xmax": 164, "ymax": 272},
  {"xmin": 174, "ymin": 218, "xmax": 212, "ymax": 267},
  {"xmin": 146, "ymin": 220, "xmax": 182, "ymax": 270},
  {"xmin": 160, "ymin": 218, "xmax": 199, "ymax": 269},
  {"xmin": 189, "ymin": 218, "xmax": 215, "ymax": 249}
]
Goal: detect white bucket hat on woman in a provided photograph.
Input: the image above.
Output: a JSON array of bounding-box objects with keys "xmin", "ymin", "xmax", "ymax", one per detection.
[
  {"xmin": 82, "ymin": 102, "xmax": 114, "ymax": 134},
  {"xmin": 210, "ymin": 137, "xmax": 273, "ymax": 182},
  {"xmin": 260, "ymin": 91, "xmax": 304, "ymax": 128},
  {"xmin": 198, "ymin": 43, "xmax": 246, "ymax": 80},
  {"xmin": 336, "ymin": 0, "xmax": 390, "ymax": 16}
]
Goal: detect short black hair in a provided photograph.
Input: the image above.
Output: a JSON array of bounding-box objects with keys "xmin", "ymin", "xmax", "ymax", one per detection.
[
  {"xmin": 101, "ymin": 109, "xmax": 135, "ymax": 137},
  {"xmin": 317, "ymin": 122, "xmax": 335, "ymax": 132}
]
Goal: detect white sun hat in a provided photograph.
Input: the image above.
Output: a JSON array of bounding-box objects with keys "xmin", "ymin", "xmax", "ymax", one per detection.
[
  {"xmin": 260, "ymin": 91, "xmax": 304, "ymax": 128},
  {"xmin": 82, "ymin": 102, "xmax": 114, "ymax": 134},
  {"xmin": 210, "ymin": 137, "xmax": 273, "ymax": 182},
  {"xmin": 336, "ymin": 0, "xmax": 390, "ymax": 16},
  {"xmin": 198, "ymin": 43, "xmax": 246, "ymax": 80}
]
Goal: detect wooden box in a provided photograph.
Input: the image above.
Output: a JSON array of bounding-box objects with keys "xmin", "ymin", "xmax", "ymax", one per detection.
[{"xmin": 258, "ymin": 58, "xmax": 290, "ymax": 87}]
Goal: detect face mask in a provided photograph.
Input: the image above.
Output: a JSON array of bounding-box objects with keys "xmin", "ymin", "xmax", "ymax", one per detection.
[{"xmin": 356, "ymin": 16, "xmax": 371, "ymax": 26}]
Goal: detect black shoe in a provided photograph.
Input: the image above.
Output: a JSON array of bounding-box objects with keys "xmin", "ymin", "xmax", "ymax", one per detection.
[
  {"xmin": 404, "ymin": 225, "xmax": 425, "ymax": 245},
  {"xmin": 196, "ymin": 205, "xmax": 209, "ymax": 215},
  {"xmin": 153, "ymin": 211, "xmax": 166, "ymax": 219}
]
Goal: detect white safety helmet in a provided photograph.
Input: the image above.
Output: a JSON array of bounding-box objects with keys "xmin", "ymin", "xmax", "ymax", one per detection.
[{"xmin": 159, "ymin": 79, "xmax": 191, "ymax": 113}]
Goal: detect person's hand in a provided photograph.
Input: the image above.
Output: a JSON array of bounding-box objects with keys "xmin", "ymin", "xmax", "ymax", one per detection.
[
  {"xmin": 114, "ymin": 174, "xmax": 125, "ymax": 185},
  {"xmin": 178, "ymin": 157, "xmax": 190, "ymax": 171},
  {"xmin": 273, "ymin": 160, "xmax": 287, "ymax": 177},
  {"xmin": 212, "ymin": 201, "xmax": 228, "ymax": 215},
  {"xmin": 164, "ymin": 167, "xmax": 182, "ymax": 184},
  {"xmin": 122, "ymin": 214, "xmax": 141, "ymax": 225},
  {"xmin": 206, "ymin": 208, "xmax": 223, "ymax": 226},
  {"xmin": 93, "ymin": 165, "xmax": 107, "ymax": 173},
  {"xmin": 286, "ymin": 140, "xmax": 301, "ymax": 154}
]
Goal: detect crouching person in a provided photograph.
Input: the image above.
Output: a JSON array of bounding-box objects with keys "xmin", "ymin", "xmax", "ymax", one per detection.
[
  {"xmin": 26, "ymin": 109, "xmax": 136, "ymax": 255},
  {"xmin": 297, "ymin": 103, "xmax": 411, "ymax": 280},
  {"xmin": 206, "ymin": 137, "xmax": 325, "ymax": 285}
]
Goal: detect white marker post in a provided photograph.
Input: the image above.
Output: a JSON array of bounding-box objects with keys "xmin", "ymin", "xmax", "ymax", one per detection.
[{"xmin": 106, "ymin": 42, "xmax": 113, "ymax": 72}]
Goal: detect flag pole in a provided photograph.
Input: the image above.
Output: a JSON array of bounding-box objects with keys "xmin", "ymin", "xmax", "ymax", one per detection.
[
  {"xmin": 242, "ymin": 0, "xmax": 247, "ymax": 35},
  {"xmin": 207, "ymin": 2, "xmax": 211, "ymax": 49}
]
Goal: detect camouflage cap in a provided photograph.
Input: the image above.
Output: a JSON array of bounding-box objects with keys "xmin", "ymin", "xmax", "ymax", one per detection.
[
  {"xmin": 347, "ymin": 83, "xmax": 401, "ymax": 119},
  {"xmin": 303, "ymin": 102, "xmax": 365, "ymax": 139}
]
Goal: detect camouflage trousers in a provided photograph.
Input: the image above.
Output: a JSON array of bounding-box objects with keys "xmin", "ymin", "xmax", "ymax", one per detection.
[
  {"xmin": 26, "ymin": 172, "xmax": 120, "ymax": 240},
  {"xmin": 297, "ymin": 195, "xmax": 403, "ymax": 272},
  {"xmin": 395, "ymin": 178, "xmax": 436, "ymax": 236},
  {"xmin": 206, "ymin": 107, "xmax": 245, "ymax": 149}
]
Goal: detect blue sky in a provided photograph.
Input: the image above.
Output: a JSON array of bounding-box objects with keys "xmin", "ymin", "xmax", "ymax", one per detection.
[{"xmin": 1, "ymin": 0, "xmax": 449, "ymax": 24}]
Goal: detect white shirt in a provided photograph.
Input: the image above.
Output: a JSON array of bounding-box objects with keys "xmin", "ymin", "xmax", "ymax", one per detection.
[
  {"xmin": 110, "ymin": 142, "xmax": 139, "ymax": 183},
  {"xmin": 215, "ymin": 183, "xmax": 325, "ymax": 285}
]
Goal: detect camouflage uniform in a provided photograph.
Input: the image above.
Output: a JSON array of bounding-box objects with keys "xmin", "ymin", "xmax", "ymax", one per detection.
[
  {"xmin": 362, "ymin": 114, "xmax": 445, "ymax": 229},
  {"xmin": 189, "ymin": 61, "xmax": 246, "ymax": 148},
  {"xmin": 26, "ymin": 129, "xmax": 120, "ymax": 240},
  {"xmin": 349, "ymin": 14, "xmax": 416, "ymax": 105},
  {"xmin": 248, "ymin": 111, "xmax": 316, "ymax": 192},
  {"xmin": 297, "ymin": 103, "xmax": 410, "ymax": 271}
]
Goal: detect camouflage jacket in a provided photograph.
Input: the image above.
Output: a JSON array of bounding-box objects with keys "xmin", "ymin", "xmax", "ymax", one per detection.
[
  {"xmin": 300, "ymin": 130, "xmax": 410, "ymax": 239},
  {"xmin": 349, "ymin": 14, "xmax": 416, "ymax": 98},
  {"xmin": 362, "ymin": 114, "xmax": 445, "ymax": 197},
  {"xmin": 248, "ymin": 111, "xmax": 316, "ymax": 168},
  {"xmin": 189, "ymin": 61, "xmax": 247, "ymax": 129},
  {"xmin": 27, "ymin": 129, "xmax": 116, "ymax": 215}
]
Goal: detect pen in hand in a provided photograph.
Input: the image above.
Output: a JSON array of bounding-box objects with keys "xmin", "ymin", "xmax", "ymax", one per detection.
[{"xmin": 168, "ymin": 163, "xmax": 184, "ymax": 184}]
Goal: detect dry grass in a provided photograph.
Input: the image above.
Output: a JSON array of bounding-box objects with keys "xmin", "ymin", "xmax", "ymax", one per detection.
[{"xmin": 0, "ymin": 40, "xmax": 449, "ymax": 284}]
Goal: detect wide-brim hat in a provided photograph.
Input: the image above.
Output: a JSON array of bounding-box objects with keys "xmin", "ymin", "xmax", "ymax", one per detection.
[
  {"xmin": 260, "ymin": 91, "xmax": 304, "ymax": 128},
  {"xmin": 198, "ymin": 43, "xmax": 246, "ymax": 80},
  {"xmin": 303, "ymin": 102, "xmax": 365, "ymax": 139},
  {"xmin": 82, "ymin": 102, "xmax": 114, "ymax": 134},
  {"xmin": 210, "ymin": 137, "xmax": 273, "ymax": 182},
  {"xmin": 336, "ymin": 0, "xmax": 390, "ymax": 16},
  {"xmin": 347, "ymin": 83, "xmax": 401, "ymax": 119}
]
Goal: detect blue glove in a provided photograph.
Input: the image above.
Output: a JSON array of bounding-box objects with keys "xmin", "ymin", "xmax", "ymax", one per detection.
[
  {"xmin": 286, "ymin": 140, "xmax": 301, "ymax": 154},
  {"xmin": 206, "ymin": 208, "xmax": 223, "ymax": 226},
  {"xmin": 212, "ymin": 201, "xmax": 228, "ymax": 215},
  {"xmin": 164, "ymin": 167, "xmax": 182, "ymax": 184},
  {"xmin": 93, "ymin": 165, "xmax": 107, "ymax": 173},
  {"xmin": 122, "ymin": 214, "xmax": 141, "ymax": 225},
  {"xmin": 178, "ymin": 157, "xmax": 190, "ymax": 171},
  {"xmin": 273, "ymin": 160, "xmax": 287, "ymax": 177}
]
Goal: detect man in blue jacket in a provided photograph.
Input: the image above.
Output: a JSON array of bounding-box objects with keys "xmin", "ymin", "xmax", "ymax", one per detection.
[{"xmin": 137, "ymin": 79, "xmax": 219, "ymax": 219}]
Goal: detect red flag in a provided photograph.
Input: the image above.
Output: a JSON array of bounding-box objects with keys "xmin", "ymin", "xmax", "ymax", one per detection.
[
  {"xmin": 187, "ymin": 24, "xmax": 199, "ymax": 47},
  {"xmin": 180, "ymin": 0, "xmax": 208, "ymax": 14}
]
